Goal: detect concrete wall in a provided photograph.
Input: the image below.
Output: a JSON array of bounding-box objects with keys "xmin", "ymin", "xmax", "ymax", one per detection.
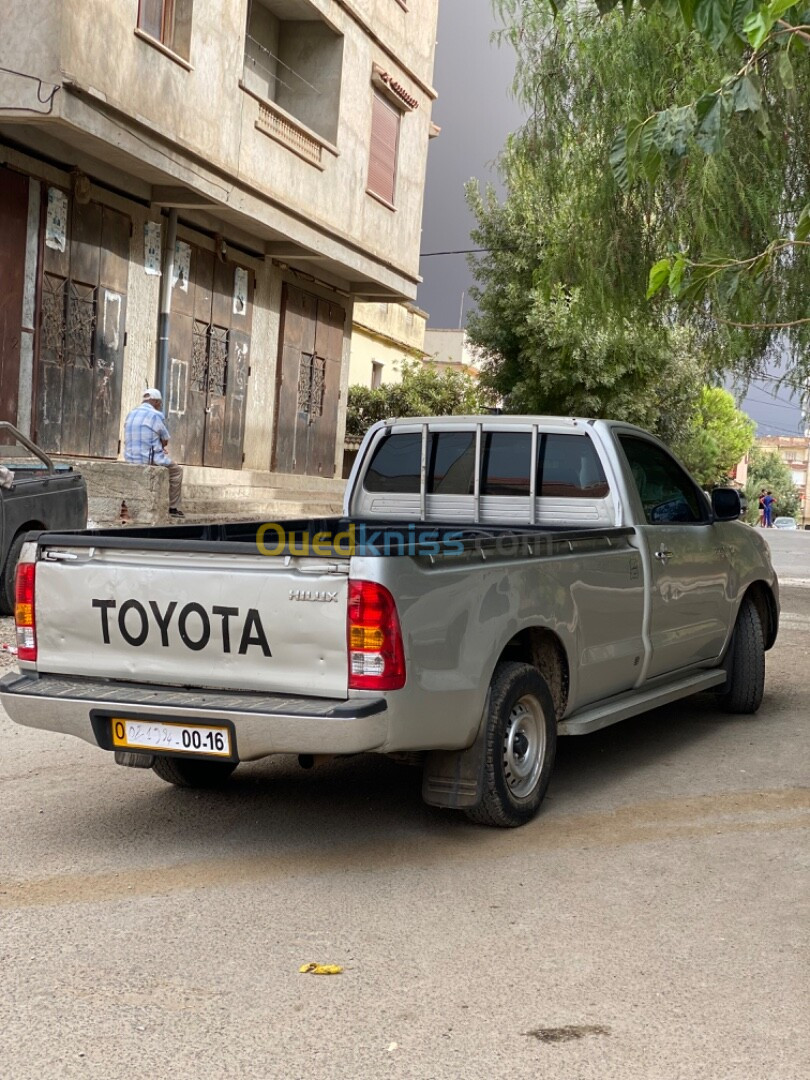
[
  {"xmin": 423, "ymin": 329, "xmax": 484, "ymax": 375},
  {"xmin": 0, "ymin": 0, "xmax": 62, "ymax": 102}
]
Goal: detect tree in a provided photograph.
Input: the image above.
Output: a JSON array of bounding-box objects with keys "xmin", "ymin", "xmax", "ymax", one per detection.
[
  {"xmin": 346, "ymin": 361, "xmax": 488, "ymax": 439},
  {"xmin": 467, "ymin": 6, "xmax": 736, "ymax": 434},
  {"xmin": 533, "ymin": 0, "xmax": 810, "ymax": 341},
  {"xmin": 482, "ymin": 1, "xmax": 810, "ymax": 389},
  {"xmin": 744, "ymin": 446, "xmax": 802, "ymax": 521},
  {"xmin": 674, "ymin": 387, "xmax": 756, "ymax": 486}
]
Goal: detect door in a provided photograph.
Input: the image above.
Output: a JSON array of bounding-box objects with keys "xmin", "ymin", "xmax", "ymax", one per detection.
[
  {"xmin": 0, "ymin": 167, "xmax": 29, "ymax": 435},
  {"xmin": 272, "ymin": 284, "xmax": 344, "ymax": 477},
  {"xmin": 167, "ymin": 243, "xmax": 253, "ymax": 468},
  {"xmin": 34, "ymin": 188, "xmax": 130, "ymax": 456},
  {"xmin": 618, "ymin": 433, "xmax": 733, "ymax": 679}
]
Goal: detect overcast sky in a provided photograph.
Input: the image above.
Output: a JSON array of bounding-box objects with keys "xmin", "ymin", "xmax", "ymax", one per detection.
[
  {"xmin": 417, "ymin": 0, "xmax": 523, "ymax": 330},
  {"xmin": 416, "ymin": 0, "xmax": 804, "ymax": 437}
]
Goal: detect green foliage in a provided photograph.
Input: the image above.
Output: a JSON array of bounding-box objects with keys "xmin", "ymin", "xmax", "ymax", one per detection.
[
  {"xmin": 345, "ymin": 361, "xmax": 488, "ymax": 438},
  {"xmin": 579, "ymin": 0, "xmax": 810, "ymax": 325},
  {"xmin": 743, "ymin": 446, "xmax": 802, "ymax": 520},
  {"xmin": 673, "ymin": 386, "xmax": 756, "ymax": 485},
  {"xmin": 488, "ymin": 0, "xmax": 810, "ymax": 380},
  {"xmin": 465, "ymin": 262, "xmax": 704, "ymax": 442}
]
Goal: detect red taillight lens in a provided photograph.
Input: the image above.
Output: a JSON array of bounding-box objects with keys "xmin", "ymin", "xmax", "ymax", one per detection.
[
  {"xmin": 15, "ymin": 561, "xmax": 37, "ymax": 662},
  {"xmin": 347, "ymin": 580, "xmax": 405, "ymax": 690}
]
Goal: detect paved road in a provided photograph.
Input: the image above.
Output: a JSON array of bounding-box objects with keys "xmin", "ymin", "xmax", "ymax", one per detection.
[{"xmin": 0, "ymin": 533, "xmax": 807, "ymax": 1080}]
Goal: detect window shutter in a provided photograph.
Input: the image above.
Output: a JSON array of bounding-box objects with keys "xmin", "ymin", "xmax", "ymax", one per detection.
[
  {"xmin": 138, "ymin": 0, "xmax": 165, "ymax": 39},
  {"xmin": 368, "ymin": 91, "xmax": 400, "ymax": 205}
]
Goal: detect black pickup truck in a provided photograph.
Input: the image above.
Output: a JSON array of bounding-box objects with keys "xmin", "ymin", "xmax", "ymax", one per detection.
[{"xmin": 0, "ymin": 422, "xmax": 87, "ymax": 613}]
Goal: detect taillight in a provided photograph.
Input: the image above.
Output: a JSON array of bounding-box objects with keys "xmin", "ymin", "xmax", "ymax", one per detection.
[
  {"xmin": 347, "ymin": 580, "xmax": 405, "ymax": 690},
  {"xmin": 15, "ymin": 561, "xmax": 37, "ymax": 662}
]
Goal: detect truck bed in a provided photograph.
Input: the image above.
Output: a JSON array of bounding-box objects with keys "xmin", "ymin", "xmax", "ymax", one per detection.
[{"xmin": 38, "ymin": 516, "xmax": 633, "ymax": 558}]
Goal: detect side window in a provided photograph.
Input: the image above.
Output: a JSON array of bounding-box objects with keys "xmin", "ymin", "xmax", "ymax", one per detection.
[
  {"xmin": 428, "ymin": 432, "xmax": 475, "ymax": 495},
  {"xmin": 619, "ymin": 435, "xmax": 705, "ymax": 524},
  {"xmin": 364, "ymin": 431, "xmax": 476, "ymax": 495},
  {"xmin": 537, "ymin": 434, "xmax": 609, "ymax": 498},
  {"xmin": 364, "ymin": 433, "xmax": 421, "ymax": 493},
  {"xmin": 481, "ymin": 432, "xmax": 532, "ymax": 496},
  {"xmin": 138, "ymin": 0, "xmax": 193, "ymax": 60}
]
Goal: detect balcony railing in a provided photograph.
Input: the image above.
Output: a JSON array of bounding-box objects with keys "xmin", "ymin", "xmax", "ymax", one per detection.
[{"xmin": 254, "ymin": 97, "xmax": 323, "ymax": 168}]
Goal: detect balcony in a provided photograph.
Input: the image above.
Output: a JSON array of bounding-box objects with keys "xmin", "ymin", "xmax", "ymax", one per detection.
[{"xmin": 241, "ymin": 0, "xmax": 343, "ymax": 163}]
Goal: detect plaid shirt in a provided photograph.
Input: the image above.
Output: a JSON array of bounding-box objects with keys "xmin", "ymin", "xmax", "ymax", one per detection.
[{"xmin": 124, "ymin": 403, "xmax": 171, "ymax": 465}]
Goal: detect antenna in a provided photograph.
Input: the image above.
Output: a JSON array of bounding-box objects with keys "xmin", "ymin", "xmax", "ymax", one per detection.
[{"xmin": 458, "ymin": 291, "xmax": 465, "ymax": 329}]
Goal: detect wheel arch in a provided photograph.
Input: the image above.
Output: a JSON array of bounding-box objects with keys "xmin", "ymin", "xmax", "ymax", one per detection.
[
  {"xmin": 494, "ymin": 626, "xmax": 570, "ymax": 720},
  {"xmin": 1, "ymin": 523, "xmax": 47, "ymax": 614},
  {"xmin": 7, "ymin": 520, "xmax": 48, "ymax": 547},
  {"xmin": 742, "ymin": 580, "xmax": 778, "ymax": 651}
]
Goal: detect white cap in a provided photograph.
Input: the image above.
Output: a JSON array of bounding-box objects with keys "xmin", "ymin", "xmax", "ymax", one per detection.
[{"xmin": 143, "ymin": 388, "xmax": 162, "ymax": 401}]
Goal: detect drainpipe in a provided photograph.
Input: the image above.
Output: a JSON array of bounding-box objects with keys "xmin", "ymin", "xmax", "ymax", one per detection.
[{"xmin": 156, "ymin": 208, "xmax": 178, "ymax": 405}]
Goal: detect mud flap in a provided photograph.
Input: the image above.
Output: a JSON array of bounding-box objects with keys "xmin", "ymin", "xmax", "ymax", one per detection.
[{"xmin": 421, "ymin": 693, "xmax": 489, "ymax": 810}]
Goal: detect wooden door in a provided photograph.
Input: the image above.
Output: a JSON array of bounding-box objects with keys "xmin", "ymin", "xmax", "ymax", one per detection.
[
  {"xmin": 167, "ymin": 243, "xmax": 253, "ymax": 468},
  {"xmin": 272, "ymin": 284, "xmax": 345, "ymax": 477},
  {"xmin": 35, "ymin": 189, "xmax": 130, "ymax": 456},
  {"xmin": 0, "ymin": 167, "xmax": 29, "ymax": 435}
]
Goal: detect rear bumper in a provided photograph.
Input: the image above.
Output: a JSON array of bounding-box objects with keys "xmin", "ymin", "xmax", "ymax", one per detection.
[{"xmin": 0, "ymin": 672, "xmax": 387, "ymax": 760}]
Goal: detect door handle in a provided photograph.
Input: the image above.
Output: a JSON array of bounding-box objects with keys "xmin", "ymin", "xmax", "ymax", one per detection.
[{"xmin": 655, "ymin": 548, "xmax": 674, "ymax": 564}]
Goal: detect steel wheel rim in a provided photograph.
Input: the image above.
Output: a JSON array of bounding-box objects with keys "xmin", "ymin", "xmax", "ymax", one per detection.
[{"xmin": 503, "ymin": 693, "xmax": 545, "ymax": 801}]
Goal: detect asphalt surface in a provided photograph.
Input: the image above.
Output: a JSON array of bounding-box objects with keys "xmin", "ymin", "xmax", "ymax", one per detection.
[{"xmin": 0, "ymin": 530, "xmax": 807, "ymax": 1080}]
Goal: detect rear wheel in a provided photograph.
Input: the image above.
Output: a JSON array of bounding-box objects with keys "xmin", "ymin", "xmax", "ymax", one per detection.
[
  {"xmin": 0, "ymin": 532, "xmax": 26, "ymax": 615},
  {"xmin": 465, "ymin": 662, "xmax": 557, "ymax": 828},
  {"xmin": 719, "ymin": 596, "xmax": 765, "ymax": 714},
  {"xmin": 152, "ymin": 756, "xmax": 237, "ymax": 788}
]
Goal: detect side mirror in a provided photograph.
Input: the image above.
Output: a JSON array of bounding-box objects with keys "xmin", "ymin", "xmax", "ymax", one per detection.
[{"xmin": 711, "ymin": 487, "xmax": 741, "ymax": 522}]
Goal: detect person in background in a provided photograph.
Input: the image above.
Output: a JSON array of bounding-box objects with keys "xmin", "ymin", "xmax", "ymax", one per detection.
[
  {"xmin": 763, "ymin": 490, "xmax": 777, "ymax": 528},
  {"xmin": 758, "ymin": 488, "xmax": 767, "ymax": 527},
  {"xmin": 123, "ymin": 388, "xmax": 184, "ymax": 518}
]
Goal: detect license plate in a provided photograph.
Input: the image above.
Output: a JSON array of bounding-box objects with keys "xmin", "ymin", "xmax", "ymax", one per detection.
[{"xmin": 111, "ymin": 718, "xmax": 232, "ymax": 757}]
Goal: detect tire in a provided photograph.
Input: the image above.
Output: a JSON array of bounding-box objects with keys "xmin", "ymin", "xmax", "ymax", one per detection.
[
  {"xmin": 719, "ymin": 597, "xmax": 765, "ymax": 714},
  {"xmin": 152, "ymin": 756, "xmax": 237, "ymax": 788},
  {"xmin": 465, "ymin": 662, "xmax": 557, "ymax": 828},
  {"xmin": 0, "ymin": 532, "xmax": 26, "ymax": 616}
]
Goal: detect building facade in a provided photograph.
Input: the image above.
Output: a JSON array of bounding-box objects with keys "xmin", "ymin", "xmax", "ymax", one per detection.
[
  {"xmin": 0, "ymin": 0, "xmax": 439, "ymax": 502},
  {"xmin": 349, "ymin": 300, "xmax": 427, "ymax": 388}
]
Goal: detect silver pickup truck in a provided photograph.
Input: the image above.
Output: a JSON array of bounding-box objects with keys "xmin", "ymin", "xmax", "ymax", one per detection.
[{"xmin": 1, "ymin": 416, "xmax": 778, "ymax": 827}]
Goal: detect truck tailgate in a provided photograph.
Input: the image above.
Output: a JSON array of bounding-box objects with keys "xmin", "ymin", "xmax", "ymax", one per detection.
[{"xmin": 33, "ymin": 546, "xmax": 349, "ymax": 697}]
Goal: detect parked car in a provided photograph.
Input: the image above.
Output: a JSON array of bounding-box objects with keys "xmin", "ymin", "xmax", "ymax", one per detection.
[
  {"xmin": 0, "ymin": 423, "xmax": 87, "ymax": 614},
  {"xmin": 773, "ymin": 516, "xmax": 798, "ymax": 530},
  {"xmin": 0, "ymin": 416, "xmax": 778, "ymax": 827}
]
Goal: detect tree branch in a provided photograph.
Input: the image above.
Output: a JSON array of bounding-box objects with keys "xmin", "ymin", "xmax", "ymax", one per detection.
[
  {"xmin": 777, "ymin": 20, "xmax": 810, "ymax": 45},
  {"xmin": 717, "ymin": 316, "xmax": 810, "ymax": 330}
]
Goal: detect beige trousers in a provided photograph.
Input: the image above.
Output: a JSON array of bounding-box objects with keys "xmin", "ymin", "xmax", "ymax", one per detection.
[{"xmin": 166, "ymin": 463, "xmax": 183, "ymax": 510}]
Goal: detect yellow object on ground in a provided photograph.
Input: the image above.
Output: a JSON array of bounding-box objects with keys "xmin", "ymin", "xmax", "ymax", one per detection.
[{"xmin": 299, "ymin": 963, "xmax": 343, "ymax": 975}]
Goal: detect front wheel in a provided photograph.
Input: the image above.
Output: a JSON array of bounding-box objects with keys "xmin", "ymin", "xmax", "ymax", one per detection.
[
  {"xmin": 719, "ymin": 596, "xmax": 765, "ymax": 714},
  {"xmin": 465, "ymin": 662, "xmax": 557, "ymax": 828},
  {"xmin": 152, "ymin": 756, "xmax": 237, "ymax": 788}
]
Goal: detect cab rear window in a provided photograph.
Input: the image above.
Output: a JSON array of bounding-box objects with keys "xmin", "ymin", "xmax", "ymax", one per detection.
[{"xmin": 364, "ymin": 430, "xmax": 609, "ymax": 499}]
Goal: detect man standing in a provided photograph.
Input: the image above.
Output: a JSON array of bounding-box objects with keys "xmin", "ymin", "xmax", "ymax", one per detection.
[
  {"xmin": 123, "ymin": 389, "xmax": 184, "ymax": 518},
  {"xmin": 763, "ymin": 490, "xmax": 777, "ymax": 528}
]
